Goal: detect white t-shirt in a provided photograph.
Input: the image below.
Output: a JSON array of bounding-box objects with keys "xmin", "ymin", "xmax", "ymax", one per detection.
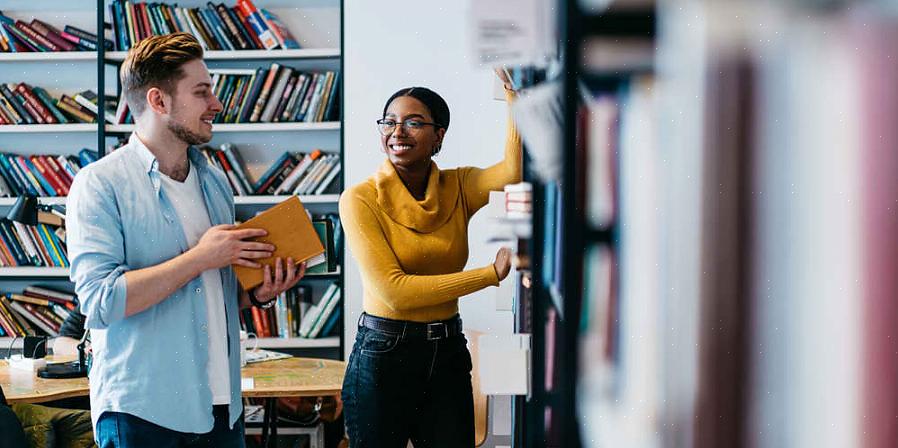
[{"xmin": 159, "ymin": 162, "xmax": 231, "ymax": 405}]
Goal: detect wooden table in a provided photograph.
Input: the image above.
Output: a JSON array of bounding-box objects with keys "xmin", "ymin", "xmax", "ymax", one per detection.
[
  {"xmin": 0, "ymin": 356, "xmax": 87, "ymax": 404},
  {"xmin": 241, "ymin": 357, "xmax": 345, "ymax": 448},
  {"xmin": 1, "ymin": 356, "xmax": 345, "ymax": 448}
]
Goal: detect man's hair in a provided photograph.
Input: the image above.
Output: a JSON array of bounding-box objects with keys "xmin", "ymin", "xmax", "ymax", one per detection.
[{"xmin": 120, "ymin": 32, "xmax": 204, "ymax": 117}]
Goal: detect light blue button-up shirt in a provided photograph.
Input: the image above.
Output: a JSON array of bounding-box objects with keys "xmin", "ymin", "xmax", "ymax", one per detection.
[{"xmin": 67, "ymin": 133, "xmax": 243, "ymax": 433}]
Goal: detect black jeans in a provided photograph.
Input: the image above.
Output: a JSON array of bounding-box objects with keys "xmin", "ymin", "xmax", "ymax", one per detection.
[
  {"xmin": 95, "ymin": 405, "xmax": 244, "ymax": 448},
  {"xmin": 342, "ymin": 323, "xmax": 475, "ymax": 447}
]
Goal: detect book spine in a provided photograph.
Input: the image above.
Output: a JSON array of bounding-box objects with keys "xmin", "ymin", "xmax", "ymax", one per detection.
[
  {"xmin": 15, "ymin": 84, "xmax": 57, "ymax": 124},
  {"xmin": 235, "ymin": 0, "xmax": 277, "ymax": 50},
  {"xmin": 59, "ymin": 30, "xmax": 96, "ymax": 51},
  {"xmin": 63, "ymin": 25, "xmax": 111, "ymax": 50},
  {"xmin": 29, "ymin": 20, "xmax": 76, "ymax": 51},
  {"xmin": 30, "ymin": 87, "xmax": 69, "ymax": 124},
  {"xmin": 56, "ymin": 96, "xmax": 95, "ymax": 123},
  {"xmin": 15, "ymin": 21, "xmax": 58, "ymax": 51},
  {"xmin": 3, "ymin": 23, "xmax": 42, "ymax": 52},
  {"xmin": 226, "ymin": 6, "xmax": 257, "ymax": 50},
  {"xmin": 0, "ymin": 84, "xmax": 35, "ymax": 124},
  {"xmin": 249, "ymin": 63, "xmax": 280, "ymax": 122},
  {"xmin": 17, "ymin": 94, "xmax": 46, "ymax": 124},
  {"xmin": 233, "ymin": 6, "xmax": 263, "ymax": 50},
  {"xmin": 213, "ymin": 2, "xmax": 248, "ymax": 50}
]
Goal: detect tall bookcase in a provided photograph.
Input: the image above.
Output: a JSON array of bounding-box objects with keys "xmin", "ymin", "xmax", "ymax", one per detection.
[
  {"xmin": 0, "ymin": 0, "xmax": 345, "ymax": 360},
  {"xmin": 516, "ymin": 1, "xmax": 656, "ymax": 447}
]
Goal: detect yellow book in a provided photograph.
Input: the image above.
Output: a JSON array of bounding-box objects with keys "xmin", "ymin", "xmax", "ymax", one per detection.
[{"xmin": 233, "ymin": 196, "xmax": 325, "ymax": 291}]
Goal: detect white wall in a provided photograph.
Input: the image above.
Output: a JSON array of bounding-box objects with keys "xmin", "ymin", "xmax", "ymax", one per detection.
[{"xmin": 343, "ymin": 0, "xmax": 515, "ymax": 353}]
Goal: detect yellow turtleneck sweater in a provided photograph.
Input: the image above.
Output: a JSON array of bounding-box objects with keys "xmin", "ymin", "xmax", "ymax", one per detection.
[{"xmin": 339, "ymin": 91, "xmax": 522, "ymax": 322}]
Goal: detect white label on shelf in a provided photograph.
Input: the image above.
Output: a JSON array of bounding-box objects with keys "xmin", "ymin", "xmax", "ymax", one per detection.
[{"xmin": 241, "ymin": 377, "xmax": 255, "ymax": 390}]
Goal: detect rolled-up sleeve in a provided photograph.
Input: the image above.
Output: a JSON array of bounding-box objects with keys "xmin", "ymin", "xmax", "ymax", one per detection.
[{"xmin": 67, "ymin": 168, "xmax": 129, "ymax": 329}]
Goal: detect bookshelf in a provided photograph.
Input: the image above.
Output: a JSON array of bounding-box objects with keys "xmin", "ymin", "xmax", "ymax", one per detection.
[
  {"xmin": 0, "ymin": 52, "xmax": 97, "ymax": 62},
  {"xmin": 105, "ymin": 122, "xmax": 340, "ymax": 133},
  {"xmin": 0, "ymin": 124, "xmax": 98, "ymax": 133},
  {"xmin": 0, "ymin": 0, "xmax": 345, "ymax": 357},
  {"xmin": 106, "ymin": 48, "xmax": 339, "ymax": 61},
  {"xmin": 512, "ymin": 2, "xmax": 656, "ymax": 447}
]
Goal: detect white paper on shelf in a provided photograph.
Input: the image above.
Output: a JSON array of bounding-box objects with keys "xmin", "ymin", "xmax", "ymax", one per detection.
[
  {"xmin": 467, "ymin": 0, "xmax": 556, "ymax": 68},
  {"xmin": 512, "ymin": 81, "xmax": 564, "ymax": 182}
]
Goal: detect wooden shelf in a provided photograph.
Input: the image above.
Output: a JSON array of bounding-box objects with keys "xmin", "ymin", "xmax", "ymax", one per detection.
[
  {"xmin": 105, "ymin": 48, "xmax": 340, "ymax": 62},
  {"xmin": 0, "ymin": 52, "xmax": 97, "ymax": 62},
  {"xmin": 0, "ymin": 195, "xmax": 335, "ymax": 207},
  {"xmin": 253, "ymin": 336, "xmax": 339, "ymax": 349},
  {"xmin": 105, "ymin": 122, "xmax": 340, "ymax": 133},
  {"xmin": 234, "ymin": 195, "xmax": 339, "ymax": 205},
  {"xmin": 0, "ymin": 124, "xmax": 96, "ymax": 133},
  {"xmin": 0, "ymin": 267, "xmax": 69, "ymax": 278},
  {"xmin": 0, "ymin": 197, "xmax": 66, "ymax": 207}
]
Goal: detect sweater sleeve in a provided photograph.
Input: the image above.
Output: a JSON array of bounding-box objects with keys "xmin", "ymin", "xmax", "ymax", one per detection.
[
  {"xmin": 459, "ymin": 88, "xmax": 523, "ymax": 216},
  {"xmin": 340, "ymin": 192, "xmax": 500, "ymax": 312}
]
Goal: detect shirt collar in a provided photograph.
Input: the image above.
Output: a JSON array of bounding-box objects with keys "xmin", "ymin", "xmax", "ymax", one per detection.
[{"xmin": 129, "ymin": 132, "xmax": 211, "ymax": 178}]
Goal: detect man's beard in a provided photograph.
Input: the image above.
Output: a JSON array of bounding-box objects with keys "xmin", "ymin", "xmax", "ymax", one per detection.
[{"xmin": 167, "ymin": 119, "xmax": 211, "ymax": 145}]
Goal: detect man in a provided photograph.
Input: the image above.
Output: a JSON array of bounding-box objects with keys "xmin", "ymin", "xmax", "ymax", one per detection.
[{"xmin": 67, "ymin": 32, "xmax": 304, "ymax": 447}]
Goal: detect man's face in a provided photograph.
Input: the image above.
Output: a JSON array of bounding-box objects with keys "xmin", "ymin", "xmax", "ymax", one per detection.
[{"xmin": 164, "ymin": 59, "xmax": 222, "ymax": 145}]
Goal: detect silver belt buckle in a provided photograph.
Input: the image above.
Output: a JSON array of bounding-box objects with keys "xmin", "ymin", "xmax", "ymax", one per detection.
[{"xmin": 426, "ymin": 322, "xmax": 449, "ymax": 340}]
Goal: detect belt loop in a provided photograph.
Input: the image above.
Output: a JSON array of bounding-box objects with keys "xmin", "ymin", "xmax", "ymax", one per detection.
[
  {"xmin": 357, "ymin": 313, "xmax": 365, "ymax": 328},
  {"xmin": 400, "ymin": 321, "xmax": 408, "ymax": 340}
]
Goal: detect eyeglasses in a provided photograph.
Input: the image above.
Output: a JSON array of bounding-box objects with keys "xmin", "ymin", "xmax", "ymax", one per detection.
[{"xmin": 376, "ymin": 118, "xmax": 440, "ymax": 136}]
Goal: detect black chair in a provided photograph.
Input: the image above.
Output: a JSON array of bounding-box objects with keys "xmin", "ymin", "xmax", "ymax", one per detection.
[{"xmin": 0, "ymin": 385, "xmax": 28, "ymax": 448}]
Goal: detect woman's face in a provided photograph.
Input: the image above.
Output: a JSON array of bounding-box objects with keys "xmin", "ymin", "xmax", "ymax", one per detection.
[{"xmin": 380, "ymin": 96, "xmax": 445, "ymax": 169}]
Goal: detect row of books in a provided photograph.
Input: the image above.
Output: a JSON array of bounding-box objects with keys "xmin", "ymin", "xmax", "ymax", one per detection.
[
  {"xmin": 107, "ymin": 67, "xmax": 341, "ymax": 125},
  {"xmin": 0, "ymin": 84, "xmax": 104, "ymax": 125},
  {"xmin": 0, "ymin": 218, "xmax": 68, "ymax": 269},
  {"xmin": 0, "ymin": 150, "xmax": 98, "ymax": 198},
  {"xmin": 108, "ymin": 0, "xmax": 299, "ymax": 52},
  {"xmin": 0, "ymin": 13, "xmax": 104, "ymax": 53},
  {"xmin": 211, "ymin": 67, "xmax": 340, "ymax": 124},
  {"xmin": 199, "ymin": 145, "xmax": 341, "ymax": 196},
  {"xmin": 0, "ymin": 286, "xmax": 77, "ymax": 337},
  {"xmin": 239, "ymin": 282, "xmax": 341, "ymax": 339}
]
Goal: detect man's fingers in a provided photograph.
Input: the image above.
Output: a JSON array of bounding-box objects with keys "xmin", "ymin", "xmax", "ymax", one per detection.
[
  {"xmin": 274, "ymin": 258, "xmax": 284, "ymax": 283},
  {"xmin": 283, "ymin": 258, "xmax": 296, "ymax": 285},
  {"xmin": 240, "ymin": 250, "xmax": 272, "ymax": 260},
  {"xmin": 234, "ymin": 259, "xmax": 261, "ymax": 269},
  {"xmin": 262, "ymin": 264, "xmax": 273, "ymax": 289},
  {"xmin": 231, "ymin": 228, "xmax": 268, "ymax": 239},
  {"xmin": 240, "ymin": 241, "xmax": 275, "ymax": 252}
]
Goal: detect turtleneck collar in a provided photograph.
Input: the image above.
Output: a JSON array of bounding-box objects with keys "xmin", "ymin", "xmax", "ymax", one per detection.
[{"xmin": 373, "ymin": 158, "xmax": 460, "ymax": 233}]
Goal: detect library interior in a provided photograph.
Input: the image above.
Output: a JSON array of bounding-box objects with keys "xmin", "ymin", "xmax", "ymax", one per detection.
[{"xmin": 0, "ymin": 0, "xmax": 894, "ymax": 447}]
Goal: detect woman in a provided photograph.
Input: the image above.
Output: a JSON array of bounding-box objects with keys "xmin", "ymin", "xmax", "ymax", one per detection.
[{"xmin": 340, "ymin": 71, "xmax": 520, "ymax": 447}]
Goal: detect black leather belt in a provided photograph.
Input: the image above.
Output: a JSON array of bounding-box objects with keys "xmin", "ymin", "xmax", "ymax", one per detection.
[{"xmin": 358, "ymin": 313, "xmax": 463, "ymax": 341}]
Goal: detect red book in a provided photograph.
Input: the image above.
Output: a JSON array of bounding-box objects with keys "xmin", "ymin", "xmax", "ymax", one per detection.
[
  {"xmin": 22, "ymin": 303, "xmax": 60, "ymax": 334},
  {"xmin": 233, "ymin": 7, "xmax": 263, "ymax": 49},
  {"xmin": 14, "ymin": 21, "xmax": 60, "ymax": 51},
  {"xmin": 139, "ymin": 3, "xmax": 153, "ymax": 41},
  {"xmin": 29, "ymin": 19, "xmax": 77, "ymax": 51},
  {"xmin": 31, "ymin": 156, "xmax": 68, "ymax": 195},
  {"xmin": 18, "ymin": 96, "xmax": 46, "ymax": 124},
  {"xmin": 27, "ymin": 156, "xmax": 62, "ymax": 195},
  {"xmin": 15, "ymin": 83, "xmax": 57, "ymax": 124},
  {"xmin": 250, "ymin": 306, "xmax": 266, "ymax": 337},
  {"xmin": 0, "ymin": 237, "xmax": 18, "ymax": 266},
  {"xmin": 26, "ymin": 226, "xmax": 53, "ymax": 267},
  {"xmin": 42, "ymin": 155, "xmax": 73, "ymax": 188}
]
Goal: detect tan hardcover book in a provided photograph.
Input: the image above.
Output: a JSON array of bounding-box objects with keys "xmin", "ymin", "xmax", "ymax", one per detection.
[{"xmin": 233, "ymin": 196, "xmax": 325, "ymax": 291}]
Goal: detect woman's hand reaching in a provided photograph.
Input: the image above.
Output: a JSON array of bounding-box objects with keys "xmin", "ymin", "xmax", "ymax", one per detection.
[
  {"xmin": 493, "ymin": 247, "xmax": 512, "ymax": 281},
  {"xmin": 494, "ymin": 67, "xmax": 514, "ymax": 91}
]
